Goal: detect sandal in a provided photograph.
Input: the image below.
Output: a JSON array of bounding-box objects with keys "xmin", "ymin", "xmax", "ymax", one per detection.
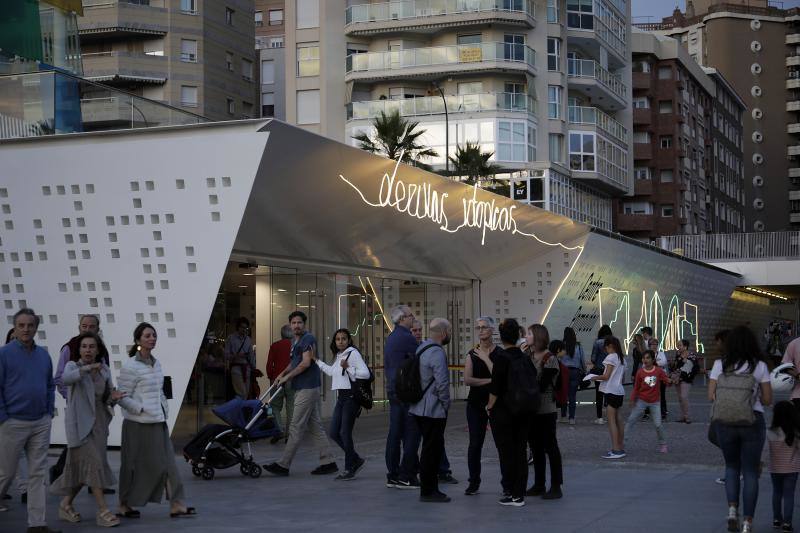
[
  {"xmin": 59, "ymin": 504, "xmax": 81, "ymax": 523},
  {"xmin": 97, "ymin": 509, "xmax": 120, "ymax": 528},
  {"xmin": 170, "ymin": 506, "xmax": 197, "ymax": 518}
]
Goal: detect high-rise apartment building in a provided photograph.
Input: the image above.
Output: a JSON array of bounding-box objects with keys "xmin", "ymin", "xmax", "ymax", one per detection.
[
  {"xmin": 78, "ymin": 0, "xmax": 256, "ymax": 121},
  {"xmin": 637, "ymin": 0, "xmax": 800, "ymax": 230},
  {"xmin": 615, "ymin": 30, "xmax": 744, "ymax": 241},
  {"xmin": 268, "ymin": 0, "xmax": 631, "ymax": 231},
  {"xmin": 256, "ymin": 0, "xmax": 286, "ymax": 119}
]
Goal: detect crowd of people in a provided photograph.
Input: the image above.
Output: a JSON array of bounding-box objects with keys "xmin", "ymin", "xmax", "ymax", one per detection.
[{"xmin": 2, "ymin": 303, "xmax": 800, "ymax": 533}]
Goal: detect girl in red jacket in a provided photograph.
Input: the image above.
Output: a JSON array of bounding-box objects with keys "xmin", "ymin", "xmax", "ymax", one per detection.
[{"xmin": 623, "ymin": 351, "xmax": 671, "ymax": 454}]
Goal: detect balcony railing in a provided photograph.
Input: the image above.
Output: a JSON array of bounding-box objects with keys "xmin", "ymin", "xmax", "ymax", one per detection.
[
  {"xmin": 567, "ymin": 58, "xmax": 627, "ymax": 101},
  {"xmin": 594, "ymin": 15, "xmax": 626, "ymax": 58},
  {"xmin": 346, "ymin": 0, "xmax": 535, "ymax": 25},
  {"xmin": 345, "ymin": 42, "xmax": 535, "ymax": 74},
  {"xmin": 660, "ymin": 232, "xmax": 800, "ymax": 261},
  {"xmin": 347, "ymin": 92, "xmax": 536, "ymax": 120},
  {"xmin": 568, "ymin": 105, "xmax": 628, "ymax": 144}
]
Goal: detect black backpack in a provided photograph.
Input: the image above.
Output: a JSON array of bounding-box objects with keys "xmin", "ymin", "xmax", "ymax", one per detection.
[
  {"xmin": 505, "ymin": 352, "xmax": 541, "ymax": 415},
  {"xmin": 395, "ymin": 344, "xmax": 437, "ymax": 404}
]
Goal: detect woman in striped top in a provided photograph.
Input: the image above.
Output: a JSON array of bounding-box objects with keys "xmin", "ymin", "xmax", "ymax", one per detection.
[{"xmin": 768, "ymin": 401, "xmax": 800, "ymax": 533}]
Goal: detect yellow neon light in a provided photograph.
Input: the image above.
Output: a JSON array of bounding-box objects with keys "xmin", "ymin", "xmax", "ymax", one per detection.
[
  {"xmin": 598, "ymin": 288, "xmax": 705, "ymax": 354},
  {"xmin": 339, "ymin": 155, "xmax": 584, "ymax": 251},
  {"xmin": 362, "ymin": 276, "xmax": 394, "ymax": 332},
  {"xmin": 743, "ymin": 286, "xmax": 789, "ymax": 301}
]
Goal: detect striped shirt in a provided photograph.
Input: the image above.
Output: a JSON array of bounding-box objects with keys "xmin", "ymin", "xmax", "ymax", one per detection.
[{"xmin": 768, "ymin": 428, "xmax": 800, "ymax": 474}]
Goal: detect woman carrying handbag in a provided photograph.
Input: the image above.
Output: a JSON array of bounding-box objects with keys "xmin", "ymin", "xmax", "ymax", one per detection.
[{"xmin": 316, "ymin": 328, "xmax": 371, "ymax": 481}]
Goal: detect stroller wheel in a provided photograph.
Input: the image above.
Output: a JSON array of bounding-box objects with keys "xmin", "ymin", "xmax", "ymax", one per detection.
[
  {"xmin": 240, "ymin": 463, "xmax": 251, "ymax": 476},
  {"xmin": 201, "ymin": 466, "xmax": 214, "ymax": 480},
  {"xmin": 191, "ymin": 466, "xmax": 202, "ymax": 477},
  {"xmin": 248, "ymin": 464, "xmax": 262, "ymax": 478}
]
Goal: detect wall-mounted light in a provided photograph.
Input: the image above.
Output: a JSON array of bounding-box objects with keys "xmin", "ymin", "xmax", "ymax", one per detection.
[{"xmin": 744, "ymin": 286, "xmax": 789, "ymax": 301}]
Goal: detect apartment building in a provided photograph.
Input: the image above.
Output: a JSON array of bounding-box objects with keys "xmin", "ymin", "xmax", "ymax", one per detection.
[
  {"xmin": 78, "ymin": 0, "xmax": 256, "ymax": 121},
  {"xmin": 256, "ymin": 0, "xmax": 286, "ymax": 119},
  {"xmin": 637, "ymin": 0, "xmax": 800, "ymax": 230},
  {"xmin": 615, "ymin": 31, "xmax": 744, "ymax": 242}
]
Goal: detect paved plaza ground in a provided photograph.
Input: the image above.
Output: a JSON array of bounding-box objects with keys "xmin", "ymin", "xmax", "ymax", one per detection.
[{"xmin": 3, "ymin": 385, "xmax": 797, "ymax": 532}]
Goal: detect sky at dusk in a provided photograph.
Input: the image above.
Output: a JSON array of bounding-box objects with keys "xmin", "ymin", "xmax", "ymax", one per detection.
[{"xmin": 631, "ymin": 0, "xmax": 800, "ymax": 22}]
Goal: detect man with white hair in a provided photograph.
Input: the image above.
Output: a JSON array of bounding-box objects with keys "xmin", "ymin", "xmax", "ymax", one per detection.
[
  {"xmin": 384, "ymin": 305, "xmax": 421, "ymax": 489},
  {"xmin": 409, "ymin": 318, "xmax": 452, "ymax": 503}
]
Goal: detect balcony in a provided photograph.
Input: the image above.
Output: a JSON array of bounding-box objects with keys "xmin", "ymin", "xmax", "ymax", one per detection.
[
  {"xmin": 78, "ymin": 0, "xmax": 168, "ymax": 42},
  {"xmin": 567, "ymin": 58, "xmax": 627, "ymax": 111},
  {"xmin": 634, "ymin": 142, "xmax": 652, "ymax": 160},
  {"xmin": 345, "ymin": 0, "xmax": 535, "ymax": 35},
  {"xmin": 790, "ymin": 123, "xmax": 800, "ymax": 134},
  {"xmin": 788, "ymin": 55, "xmax": 800, "ymax": 67},
  {"xmin": 788, "ymin": 78, "xmax": 800, "ymax": 90},
  {"xmin": 789, "ymin": 33, "xmax": 800, "ymax": 45},
  {"xmin": 790, "ymin": 168, "xmax": 800, "ymax": 178},
  {"xmin": 567, "ymin": 15, "xmax": 627, "ymax": 69},
  {"xmin": 616, "ymin": 213, "xmax": 655, "ymax": 233},
  {"xmin": 568, "ymin": 105, "xmax": 628, "ymax": 145},
  {"xmin": 788, "ymin": 101, "xmax": 800, "ymax": 112},
  {"xmin": 790, "ymin": 145, "xmax": 800, "ymax": 157},
  {"xmin": 633, "ymin": 108, "xmax": 650, "ymax": 126},
  {"xmin": 345, "ymin": 42, "xmax": 536, "ymax": 83},
  {"xmin": 347, "ymin": 92, "xmax": 535, "ymax": 120},
  {"xmin": 81, "ymin": 51, "xmax": 168, "ymax": 85}
]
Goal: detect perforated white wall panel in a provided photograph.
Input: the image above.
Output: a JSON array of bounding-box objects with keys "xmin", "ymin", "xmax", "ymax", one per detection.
[{"xmin": 0, "ymin": 122, "xmax": 269, "ymax": 445}]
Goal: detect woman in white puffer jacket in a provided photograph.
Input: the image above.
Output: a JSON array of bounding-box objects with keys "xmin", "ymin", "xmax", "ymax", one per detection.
[{"xmin": 116, "ymin": 322, "xmax": 195, "ymax": 520}]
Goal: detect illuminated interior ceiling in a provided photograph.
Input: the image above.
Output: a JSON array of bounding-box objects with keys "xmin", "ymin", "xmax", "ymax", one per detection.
[{"xmin": 741, "ymin": 286, "xmax": 797, "ymax": 302}]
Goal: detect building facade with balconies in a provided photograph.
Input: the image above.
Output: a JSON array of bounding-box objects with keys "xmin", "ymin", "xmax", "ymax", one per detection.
[
  {"xmin": 614, "ymin": 30, "xmax": 744, "ymax": 242},
  {"xmin": 78, "ymin": 0, "xmax": 256, "ymax": 121}
]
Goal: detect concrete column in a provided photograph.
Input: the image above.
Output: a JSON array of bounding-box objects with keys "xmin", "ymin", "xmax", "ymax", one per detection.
[{"xmin": 255, "ymin": 273, "xmax": 271, "ymax": 393}]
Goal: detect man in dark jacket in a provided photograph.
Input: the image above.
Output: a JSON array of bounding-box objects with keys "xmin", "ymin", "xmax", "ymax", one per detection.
[{"xmin": 384, "ymin": 305, "xmax": 421, "ymax": 489}]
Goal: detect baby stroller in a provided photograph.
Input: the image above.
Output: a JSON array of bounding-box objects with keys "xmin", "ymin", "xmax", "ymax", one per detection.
[{"xmin": 183, "ymin": 383, "xmax": 283, "ymax": 480}]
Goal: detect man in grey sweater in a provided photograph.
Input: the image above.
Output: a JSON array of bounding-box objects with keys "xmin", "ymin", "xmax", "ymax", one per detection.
[{"xmin": 409, "ymin": 318, "xmax": 451, "ymax": 503}]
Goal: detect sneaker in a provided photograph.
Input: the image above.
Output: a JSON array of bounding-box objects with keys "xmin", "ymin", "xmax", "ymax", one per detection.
[
  {"xmin": 782, "ymin": 524, "xmax": 794, "ymax": 532},
  {"xmin": 525, "ymin": 485, "xmax": 545, "ymax": 497},
  {"xmin": 438, "ymin": 473, "xmax": 459, "ymax": 484},
  {"xmin": 386, "ymin": 478, "xmax": 401, "ymax": 489},
  {"xmin": 601, "ymin": 450, "xmax": 626, "ymax": 459},
  {"xmin": 0, "ymin": 503, "xmax": 8, "ymax": 513},
  {"xmin": 642, "ymin": 414, "xmax": 651, "ymax": 421},
  {"xmin": 774, "ymin": 520, "xmax": 782, "ymax": 529},
  {"xmin": 352, "ymin": 457, "xmax": 366, "ymax": 475},
  {"xmin": 395, "ymin": 478, "xmax": 420, "ymax": 490},
  {"xmin": 559, "ymin": 416, "xmax": 569, "ymax": 424},
  {"xmin": 742, "ymin": 521, "xmax": 752, "ymax": 533},
  {"xmin": 263, "ymin": 462, "xmax": 289, "ymax": 476},
  {"xmin": 464, "ymin": 483, "xmax": 480, "ymax": 496},
  {"xmin": 310, "ymin": 462, "xmax": 338, "ymax": 475},
  {"xmin": 542, "ymin": 487, "xmax": 563, "ymax": 500},
  {"xmin": 498, "ymin": 496, "xmax": 525, "ymax": 507},
  {"xmin": 593, "ymin": 418, "xmax": 606, "ymax": 425},
  {"xmin": 658, "ymin": 444, "xmax": 668, "ymax": 454},
  {"xmin": 715, "ymin": 477, "xmax": 727, "ymax": 485},
  {"xmin": 569, "ymin": 418, "xmax": 576, "ymax": 426},
  {"xmin": 334, "ymin": 471, "xmax": 355, "ymax": 481},
  {"xmin": 420, "ymin": 491, "xmax": 450, "ymax": 503},
  {"xmin": 727, "ymin": 505, "xmax": 740, "ymax": 532}
]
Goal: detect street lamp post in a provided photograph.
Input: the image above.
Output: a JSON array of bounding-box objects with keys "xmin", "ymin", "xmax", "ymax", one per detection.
[{"xmin": 434, "ymin": 85, "xmax": 449, "ymax": 176}]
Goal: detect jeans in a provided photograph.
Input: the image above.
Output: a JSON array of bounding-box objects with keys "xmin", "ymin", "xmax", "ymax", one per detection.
[
  {"xmin": 530, "ymin": 412, "xmax": 563, "ymax": 488},
  {"xmin": 772, "ymin": 472, "xmax": 798, "ymax": 525},
  {"xmin": 560, "ymin": 367, "xmax": 581, "ymax": 419},
  {"xmin": 715, "ymin": 412, "xmax": 766, "ymax": 518},
  {"xmin": 0, "ymin": 416, "xmax": 52, "ymax": 527},
  {"xmin": 490, "ymin": 406, "xmax": 530, "ymax": 499},
  {"xmin": 414, "ymin": 416, "xmax": 446, "ymax": 497},
  {"xmin": 595, "ymin": 383, "xmax": 604, "ymax": 419},
  {"xmin": 329, "ymin": 390, "xmax": 361, "ymax": 472},
  {"xmin": 278, "ymin": 387, "xmax": 334, "ymax": 469},
  {"xmin": 466, "ymin": 402, "xmax": 489, "ymax": 484},
  {"xmin": 624, "ymin": 400, "xmax": 665, "ymax": 445},
  {"xmin": 385, "ymin": 399, "xmax": 420, "ymax": 482}
]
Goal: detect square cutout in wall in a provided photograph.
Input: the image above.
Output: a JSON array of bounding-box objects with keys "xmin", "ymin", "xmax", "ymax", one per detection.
[
  {"xmin": 165, "ymin": 214, "xmax": 175, "ymax": 223},
  {"xmin": 175, "ymin": 179, "xmax": 185, "ymax": 189},
  {"xmin": 5, "ymin": 221, "xmax": 14, "ymax": 230},
  {"xmin": 155, "ymin": 247, "xmax": 164, "ymax": 257},
  {"xmin": 73, "ymin": 201, "xmax": 83, "ymax": 211},
  {"xmin": 157, "ymin": 264, "xmax": 166, "ymax": 274},
  {"xmin": 135, "ymin": 215, "xmax": 144, "ymax": 225},
  {"xmin": 89, "ymin": 298, "xmax": 98, "ymax": 308},
  {"xmin": 185, "ymin": 246, "xmax": 194, "ymax": 256},
  {"xmin": 42, "ymin": 186, "xmax": 51, "ymax": 196},
  {"xmin": 79, "ymin": 234, "xmax": 88, "ymax": 244},
  {"xmin": 153, "ymin": 231, "xmax": 162, "ymax": 241},
  {"xmin": 111, "ymin": 249, "xmax": 120, "ymax": 259},
  {"xmin": 81, "ymin": 250, "xmax": 91, "ymax": 259},
  {"xmin": 24, "ymin": 252, "xmax": 32, "ymax": 261},
  {"xmin": 143, "ymin": 264, "xmax": 152, "ymax": 274},
  {"xmin": 87, "ymin": 282, "xmax": 96, "ymax": 291},
  {"xmin": 76, "ymin": 217, "xmax": 85, "ymax": 227},
  {"xmin": 38, "ymin": 251, "xmax": 47, "ymax": 260},
  {"xmin": 145, "ymin": 181, "xmax": 154, "ymax": 191},
  {"xmin": 147, "ymin": 297, "xmax": 156, "ymax": 306},
  {"xmin": 165, "ymin": 312, "xmax": 174, "ymax": 322},
  {"xmin": 150, "ymin": 313, "xmax": 159, "ymax": 322},
  {"xmin": 133, "ymin": 198, "xmax": 142, "ymax": 208},
  {"xmin": 130, "ymin": 181, "xmax": 139, "ymax": 191},
  {"xmin": 209, "ymin": 195, "xmax": 218, "ymax": 205},
  {"xmin": 58, "ymin": 283, "xmax": 67, "ymax": 292},
  {"xmin": 106, "ymin": 313, "xmax": 115, "ymax": 323},
  {"xmin": 187, "ymin": 263, "xmax": 197, "ymax": 272},
  {"xmin": 135, "ymin": 313, "xmax": 144, "ymax": 322},
  {"xmin": 140, "ymin": 248, "xmax": 149, "ymax": 258},
  {"xmin": 56, "ymin": 185, "xmax": 65, "ymax": 195},
  {"xmin": 145, "ymin": 280, "xmax": 154, "ymax": 290},
  {"xmin": 86, "ymin": 184, "xmax": 95, "ymax": 194},
  {"xmin": 69, "ymin": 266, "xmax": 79, "ymax": 276},
  {"xmin": 101, "ymin": 282, "xmax": 110, "ymax": 291},
  {"xmin": 222, "ymin": 177, "xmax": 231, "ymax": 187},
  {"xmin": 206, "ymin": 178, "xmax": 216, "ymax": 188},
  {"xmin": 150, "ymin": 214, "xmax": 159, "ymax": 224},
  {"xmin": 108, "ymin": 233, "xmax": 117, "ymax": 242},
  {"xmin": 160, "ymin": 280, "xmax": 169, "ymax": 289},
  {"xmin": 36, "ymin": 235, "xmax": 45, "ymax": 245},
  {"xmin": 67, "ymin": 250, "xmax": 76, "ymax": 260},
  {"xmin": 106, "ymin": 216, "xmax": 115, "ymax": 226},
  {"xmin": 33, "ymin": 219, "xmax": 42, "ymax": 229},
  {"xmin": 121, "ymin": 216, "xmax": 129, "ymax": 225},
  {"xmin": 211, "ymin": 212, "xmax": 221, "ymax": 221}
]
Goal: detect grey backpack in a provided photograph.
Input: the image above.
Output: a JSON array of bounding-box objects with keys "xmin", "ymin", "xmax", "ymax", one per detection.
[{"xmin": 711, "ymin": 370, "xmax": 756, "ymax": 426}]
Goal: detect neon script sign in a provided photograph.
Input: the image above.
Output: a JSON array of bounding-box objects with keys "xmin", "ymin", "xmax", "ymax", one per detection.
[{"xmin": 339, "ymin": 156, "xmax": 583, "ymax": 250}]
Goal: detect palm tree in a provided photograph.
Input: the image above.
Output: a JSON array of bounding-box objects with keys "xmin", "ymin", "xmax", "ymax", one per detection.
[
  {"xmin": 352, "ymin": 109, "xmax": 438, "ymax": 170},
  {"xmin": 448, "ymin": 141, "xmax": 503, "ymax": 186}
]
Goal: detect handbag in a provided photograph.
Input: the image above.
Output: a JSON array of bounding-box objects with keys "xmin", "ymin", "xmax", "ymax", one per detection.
[{"xmin": 344, "ymin": 352, "xmax": 375, "ymax": 410}]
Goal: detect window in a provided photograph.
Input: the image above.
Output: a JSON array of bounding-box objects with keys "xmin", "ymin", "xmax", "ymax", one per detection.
[
  {"xmin": 180, "ymin": 39, "xmax": 197, "ymax": 62},
  {"xmin": 226, "ymin": 98, "xmax": 235, "ymax": 115},
  {"xmin": 547, "ymin": 38, "xmax": 560, "ymax": 71},
  {"xmin": 569, "ymin": 131, "xmax": 595, "ymax": 172},
  {"xmin": 632, "ymin": 60, "xmax": 650, "ymax": 73},
  {"xmin": 254, "ymin": 11, "xmax": 263, "ymax": 26},
  {"xmin": 261, "ymin": 60, "xmax": 275, "ymax": 84},
  {"xmin": 661, "ymin": 205, "xmax": 674, "ymax": 217},
  {"xmin": 270, "ymin": 36, "xmax": 284, "ymax": 48},
  {"xmin": 297, "ymin": 89, "xmax": 320, "ymax": 124},
  {"xmin": 658, "ymin": 100, "xmax": 673, "ymax": 114},
  {"xmin": 634, "ymin": 167, "xmax": 651, "ymax": 180},
  {"xmin": 261, "ymin": 93, "xmax": 275, "ymax": 117},
  {"xmin": 180, "ymin": 85, "xmax": 198, "ymax": 107},
  {"xmin": 660, "ymin": 169, "xmax": 674, "ymax": 182},
  {"xmin": 632, "ymin": 131, "xmax": 650, "ymax": 144},
  {"xmin": 497, "ymin": 121, "xmax": 528, "ymax": 162},
  {"xmin": 269, "ymin": 9, "xmax": 284, "ymax": 25},
  {"xmin": 297, "ymin": 43, "xmax": 320, "ymax": 77},
  {"xmin": 548, "ymin": 86, "xmax": 562, "ymax": 119},
  {"xmin": 503, "ymin": 34, "xmax": 525, "ymax": 61},
  {"xmin": 547, "ymin": 0, "xmax": 558, "ymax": 23},
  {"xmin": 567, "ymin": 0, "xmax": 593, "ymax": 30},
  {"xmin": 242, "ymin": 101, "xmax": 253, "ymax": 119},
  {"xmin": 180, "ymin": 0, "xmax": 196, "ymax": 14},
  {"xmin": 623, "ymin": 202, "xmax": 652, "ymax": 215},
  {"xmin": 225, "ymin": 7, "xmax": 234, "ymax": 25},
  {"xmin": 297, "ymin": 0, "xmax": 319, "ymax": 29},
  {"xmin": 633, "ymin": 97, "xmax": 649, "ymax": 109},
  {"xmin": 242, "ymin": 58, "xmax": 253, "ymax": 81},
  {"xmin": 549, "ymin": 133, "xmax": 564, "ymax": 163},
  {"xmin": 457, "ymin": 82, "xmax": 483, "ymax": 95},
  {"xmin": 660, "ymin": 136, "xmax": 672, "ymax": 149},
  {"xmin": 658, "ymin": 66, "xmax": 672, "ymax": 80},
  {"xmin": 225, "ymin": 52, "xmax": 233, "ymax": 71}
]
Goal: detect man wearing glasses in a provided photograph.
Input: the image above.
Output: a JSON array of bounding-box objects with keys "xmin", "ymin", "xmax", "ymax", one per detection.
[{"xmin": 384, "ymin": 306, "xmax": 421, "ymax": 489}]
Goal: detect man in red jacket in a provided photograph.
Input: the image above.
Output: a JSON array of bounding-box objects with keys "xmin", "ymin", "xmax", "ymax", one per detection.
[
  {"xmin": 624, "ymin": 350, "xmax": 671, "ymax": 454},
  {"xmin": 267, "ymin": 324, "xmax": 293, "ymax": 444}
]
